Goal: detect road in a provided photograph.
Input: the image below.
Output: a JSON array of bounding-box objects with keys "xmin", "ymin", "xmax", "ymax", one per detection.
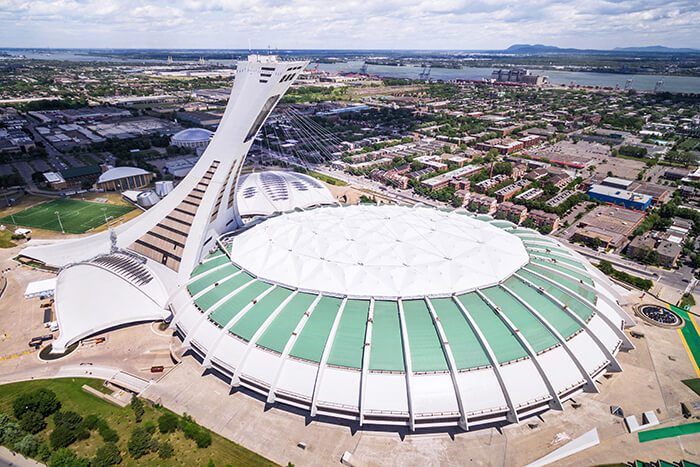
[
  {"xmin": 564, "ymin": 240, "xmax": 696, "ymax": 294},
  {"xmin": 313, "ymin": 165, "xmax": 446, "ymax": 208}
]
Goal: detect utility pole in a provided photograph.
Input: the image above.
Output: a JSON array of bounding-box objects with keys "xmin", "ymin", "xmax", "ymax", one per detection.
[{"xmin": 55, "ymin": 211, "xmax": 64, "ymax": 234}]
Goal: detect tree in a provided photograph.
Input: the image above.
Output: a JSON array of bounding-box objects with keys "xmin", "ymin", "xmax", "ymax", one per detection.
[
  {"xmin": 19, "ymin": 410, "xmax": 46, "ymax": 434},
  {"xmin": 50, "ymin": 424, "xmax": 77, "ymax": 449},
  {"xmin": 127, "ymin": 427, "xmax": 151, "ymax": 459},
  {"xmin": 158, "ymin": 413, "xmax": 179, "ymax": 434},
  {"xmin": 13, "ymin": 389, "xmax": 60, "ymax": 419},
  {"xmin": 130, "ymin": 397, "xmax": 144, "ymax": 423},
  {"xmin": 158, "ymin": 441, "xmax": 174, "ymax": 459},
  {"xmin": 451, "ymin": 196, "xmax": 463, "ymax": 208},
  {"xmin": 93, "ymin": 442, "xmax": 122, "ymax": 467}
]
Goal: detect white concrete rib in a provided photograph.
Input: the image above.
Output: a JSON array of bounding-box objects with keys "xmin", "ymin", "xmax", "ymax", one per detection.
[
  {"xmin": 266, "ymin": 294, "xmax": 322, "ymax": 404},
  {"xmin": 500, "ymin": 283, "xmax": 598, "ymax": 393},
  {"xmin": 397, "ymin": 299, "xmax": 416, "ymax": 431},
  {"xmin": 310, "ymin": 297, "xmax": 348, "ymax": 417},
  {"xmin": 513, "ymin": 271, "xmax": 623, "ymax": 372},
  {"xmin": 202, "ymin": 284, "xmax": 276, "ymax": 368},
  {"xmin": 425, "ymin": 297, "xmax": 469, "ymax": 430},
  {"xmin": 475, "ymin": 289, "xmax": 563, "ymax": 411},
  {"xmin": 180, "ymin": 272, "xmax": 250, "ymax": 348},
  {"xmin": 358, "ymin": 298, "xmax": 375, "ymax": 426},
  {"xmin": 523, "ymin": 262, "xmax": 634, "ymax": 350},
  {"xmin": 452, "ymin": 295, "xmax": 519, "ymax": 423},
  {"xmin": 230, "ymin": 290, "xmax": 299, "ymax": 386}
]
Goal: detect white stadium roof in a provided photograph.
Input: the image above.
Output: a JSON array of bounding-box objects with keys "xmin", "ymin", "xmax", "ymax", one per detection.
[
  {"xmin": 171, "ymin": 128, "xmax": 214, "ymax": 143},
  {"xmin": 97, "ymin": 166, "xmax": 151, "ymax": 184},
  {"xmin": 236, "ymin": 171, "xmax": 337, "ymax": 218},
  {"xmin": 229, "ymin": 204, "xmax": 528, "ymax": 297}
]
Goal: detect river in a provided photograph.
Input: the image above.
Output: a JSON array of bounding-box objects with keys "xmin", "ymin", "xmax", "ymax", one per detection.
[{"xmin": 315, "ymin": 60, "xmax": 700, "ymax": 93}]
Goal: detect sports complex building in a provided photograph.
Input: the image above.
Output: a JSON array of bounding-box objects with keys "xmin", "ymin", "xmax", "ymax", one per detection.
[{"xmin": 19, "ymin": 55, "xmax": 636, "ymax": 431}]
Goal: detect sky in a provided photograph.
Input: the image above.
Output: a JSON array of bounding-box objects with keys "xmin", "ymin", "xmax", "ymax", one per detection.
[{"xmin": 0, "ymin": 0, "xmax": 698, "ymax": 50}]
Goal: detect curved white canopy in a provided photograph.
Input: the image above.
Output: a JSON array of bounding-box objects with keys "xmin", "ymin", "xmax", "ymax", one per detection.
[
  {"xmin": 228, "ymin": 204, "xmax": 529, "ymax": 298},
  {"xmin": 236, "ymin": 171, "xmax": 337, "ymax": 218}
]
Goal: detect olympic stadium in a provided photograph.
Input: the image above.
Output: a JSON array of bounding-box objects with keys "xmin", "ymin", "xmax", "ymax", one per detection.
[{"xmin": 19, "ymin": 55, "xmax": 635, "ymax": 431}]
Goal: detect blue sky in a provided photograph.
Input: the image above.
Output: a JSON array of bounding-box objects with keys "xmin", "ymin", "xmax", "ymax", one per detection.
[{"xmin": 0, "ymin": 0, "xmax": 698, "ymax": 49}]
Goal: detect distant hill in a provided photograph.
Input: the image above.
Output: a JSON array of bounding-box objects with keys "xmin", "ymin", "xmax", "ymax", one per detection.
[{"xmin": 504, "ymin": 43, "xmax": 699, "ymax": 54}]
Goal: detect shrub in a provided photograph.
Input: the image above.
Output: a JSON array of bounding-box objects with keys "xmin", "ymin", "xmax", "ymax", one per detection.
[
  {"xmin": 50, "ymin": 424, "xmax": 76, "ymax": 449},
  {"xmin": 143, "ymin": 419, "xmax": 156, "ymax": 435},
  {"xmin": 93, "ymin": 442, "xmax": 122, "ymax": 467},
  {"xmin": 83, "ymin": 414, "xmax": 99, "ymax": 431},
  {"xmin": 98, "ymin": 423, "xmax": 119, "ymax": 443},
  {"xmin": 194, "ymin": 430, "xmax": 212, "ymax": 448},
  {"xmin": 158, "ymin": 441, "xmax": 174, "ymax": 459},
  {"xmin": 48, "ymin": 447, "xmax": 90, "ymax": 467},
  {"xmin": 158, "ymin": 413, "xmax": 179, "ymax": 433},
  {"xmin": 0, "ymin": 415, "xmax": 25, "ymax": 446},
  {"xmin": 149, "ymin": 436, "xmax": 160, "ymax": 452},
  {"xmin": 54, "ymin": 411, "xmax": 82, "ymax": 431},
  {"xmin": 19, "ymin": 410, "xmax": 46, "ymax": 434},
  {"xmin": 127, "ymin": 427, "xmax": 151, "ymax": 459},
  {"xmin": 130, "ymin": 397, "xmax": 144, "ymax": 423},
  {"xmin": 14, "ymin": 434, "xmax": 39, "ymax": 457}
]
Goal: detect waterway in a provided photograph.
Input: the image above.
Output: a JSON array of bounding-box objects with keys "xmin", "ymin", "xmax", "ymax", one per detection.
[
  {"xmin": 4, "ymin": 50, "xmax": 700, "ymax": 93},
  {"xmin": 316, "ymin": 60, "xmax": 700, "ymax": 93}
]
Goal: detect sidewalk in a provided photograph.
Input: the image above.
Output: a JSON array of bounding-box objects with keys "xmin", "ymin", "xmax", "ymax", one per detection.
[{"xmin": 0, "ymin": 446, "xmax": 44, "ymax": 467}]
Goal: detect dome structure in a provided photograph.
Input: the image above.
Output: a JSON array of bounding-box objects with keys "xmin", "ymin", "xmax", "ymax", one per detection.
[
  {"xmin": 236, "ymin": 171, "xmax": 337, "ymax": 218},
  {"xmin": 94, "ymin": 167, "xmax": 154, "ymax": 191},
  {"xmin": 170, "ymin": 204, "xmax": 634, "ymax": 430},
  {"xmin": 171, "ymin": 128, "xmax": 214, "ymax": 148}
]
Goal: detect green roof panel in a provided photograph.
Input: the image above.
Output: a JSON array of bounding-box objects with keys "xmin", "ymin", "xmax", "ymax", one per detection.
[
  {"xmin": 457, "ymin": 293, "xmax": 527, "ymax": 364},
  {"xmin": 327, "ymin": 300, "xmax": 369, "ymax": 369},
  {"xmin": 430, "ymin": 297, "xmax": 490, "ymax": 370},
  {"xmin": 289, "ymin": 296, "xmax": 343, "ymax": 363},
  {"xmin": 369, "ymin": 301, "xmax": 405, "ymax": 372},
  {"xmin": 257, "ymin": 292, "xmax": 318, "ymax": 353},
  {"xmin": 402, "ymin": 300, "xmax": 448, "ymax": 372}
]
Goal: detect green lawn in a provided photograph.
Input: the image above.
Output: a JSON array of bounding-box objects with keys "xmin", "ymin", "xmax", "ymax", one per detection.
[
  {"xmin": 0, "ymin": 199, "xmax": 134, "ymax": 234},
  {"xmin": 0, "ymin": 378, "xmax": 277, "ymax": 466},
  {"xmin": 307, "ymin": 170, "xmax": 348, "ymax": 186}
]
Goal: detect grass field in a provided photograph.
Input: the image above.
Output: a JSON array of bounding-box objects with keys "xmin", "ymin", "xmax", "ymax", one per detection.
[
  {"xmin": 307, "ymin": 170, "xmax": 348, "ymax": 186},
  {"xmin": 0, "ymin": 378, "xmax": 277, "ymax": 467},
  {"xmin": 0, "ymin": 199, "xmax": 135, "ymax": 234}
]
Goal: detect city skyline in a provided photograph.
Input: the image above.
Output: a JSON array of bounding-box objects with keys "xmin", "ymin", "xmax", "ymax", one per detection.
[{"xmin": 1, "ymin": 0, "xmax": 699, "ymax": 50}]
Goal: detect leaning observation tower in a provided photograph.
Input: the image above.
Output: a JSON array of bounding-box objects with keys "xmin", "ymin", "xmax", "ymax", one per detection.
[{"xmin": 20, "ymin": 55, "xmax": 636, "ymax": 431}]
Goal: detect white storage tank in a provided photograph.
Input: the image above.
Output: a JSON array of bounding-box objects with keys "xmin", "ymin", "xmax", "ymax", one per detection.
[
  {"xmin": 137, "ymin": 190, "xmax": 160, "ymax": 208},
  {"xmin": 155, "ymin": 180, "xmax": 174, "ymax": 197}
]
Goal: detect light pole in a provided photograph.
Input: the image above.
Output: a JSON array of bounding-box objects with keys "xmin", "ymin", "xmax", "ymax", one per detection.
[
  {"xmin": 101, "ymin": 207, "xmax": 108, "ymax": 223},
  {"xmin": 55, "ymin": 211, "xmax": 64, "ymax": 234}
]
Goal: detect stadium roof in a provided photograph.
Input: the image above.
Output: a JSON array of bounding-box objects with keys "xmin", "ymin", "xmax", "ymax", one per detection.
[
  {"xmin": 171, "ymin": 204, "xmax": 635, "ymax": 430},
  {"xmin": 229, "ymin": 204, "xmax": 527, "ymax": 297},
  {"xmin": 171, "ymin": 128, "xmax": 214, "ymax": 142},
  {"xmin": 236, "ymin": 171, "xmax": 337, "ymax": 218},
  {"xmin": 97, "ymin": 166, "xmax": 151, "ymax": 184}
]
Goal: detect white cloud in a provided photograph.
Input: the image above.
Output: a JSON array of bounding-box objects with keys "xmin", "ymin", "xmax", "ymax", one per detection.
[{"xmin": 0, "ymin": 0, "xmax": 697, "ymax": 49}]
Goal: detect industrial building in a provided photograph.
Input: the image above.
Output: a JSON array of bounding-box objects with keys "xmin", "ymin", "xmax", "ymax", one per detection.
[{"xmin": 587, "ymin": 184, "xmax": 652, "ymax": 211}]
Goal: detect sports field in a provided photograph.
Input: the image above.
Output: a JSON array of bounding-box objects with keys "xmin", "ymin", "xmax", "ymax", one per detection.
[{"xmin": 0, "ymin": 199, "xmax": 135, "ymax": 234}]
